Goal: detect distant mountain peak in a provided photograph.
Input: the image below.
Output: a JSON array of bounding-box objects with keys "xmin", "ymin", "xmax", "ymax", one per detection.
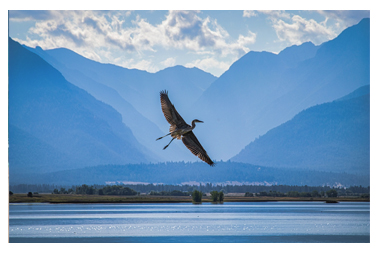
[
  {"xmin": 279, "ymin": 41, "xmax": 316, "ymax": 54},
  {"xmin": 278, "ymin": 41, "xmax": 319, "ymax": 63},
  {"xmin": 157, "ymin": 65, "xmax": 216, "ymax": 77}
]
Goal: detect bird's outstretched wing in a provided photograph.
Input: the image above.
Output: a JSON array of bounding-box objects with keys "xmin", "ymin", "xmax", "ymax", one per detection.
[
  {"xmin": 182, "ymin": 132, "xmax": 215, "ymax": 166},
  {"xmin": 160, "ymin": 90, "xmax": 188, "ymax": 128}
]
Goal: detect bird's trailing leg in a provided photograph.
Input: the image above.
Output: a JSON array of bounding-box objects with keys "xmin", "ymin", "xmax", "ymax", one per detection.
[
  {"xmin": 163, "ymin": 137, "xmax": 175, "ymax": 150},
  {"xmin": 156, "ymin": 133, "xmax": 171, "ymax": 141}
]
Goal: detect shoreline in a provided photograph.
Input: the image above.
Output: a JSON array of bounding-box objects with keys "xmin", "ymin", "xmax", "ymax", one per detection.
[{"xmin": 9, "ymin": 194, "xmax": 370, "ymax": 204}]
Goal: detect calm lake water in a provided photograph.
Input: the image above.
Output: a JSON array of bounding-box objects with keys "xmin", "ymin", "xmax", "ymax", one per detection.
[{"xmin": 9, "ymin": 202, "xmax": 370, "ymax": 243}]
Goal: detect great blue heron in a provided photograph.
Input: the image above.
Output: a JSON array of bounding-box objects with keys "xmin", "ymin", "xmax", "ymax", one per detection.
[{"xmin": 156, "ymin": 90, "xmax": 215, "ymax": 166}]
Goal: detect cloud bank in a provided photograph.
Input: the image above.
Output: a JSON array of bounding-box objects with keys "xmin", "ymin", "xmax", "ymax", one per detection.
[
  {"xmin": 10, "ymin": 10, "xmax": 257, "ymax": 75},
  {"xmin": 243, "ymin": 10, "xmax": 369, "ymax": 46},
  {"xmin": 9, "ymin": 10, "xmax": 370, "ymax": 76}
]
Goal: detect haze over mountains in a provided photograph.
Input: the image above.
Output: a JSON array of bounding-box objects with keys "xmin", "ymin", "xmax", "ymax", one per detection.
[
  {"xmin": 191, "ymin": 18, "xmax": 369, "ymax": 159},
  {"xmin": 9, "ymin": 38, "xmax": 155, "ymax": 173},
  {"xmin": 10, "ymin": 162, "xmax": 369, "ymax": 187},
  {"xmin": 9, "ymin": 18, "xmax": 370, "ymax": 186},
  {"xmin": 41, "ymin": 49, "xmax": 216, "ymax": 132},
  {"xmin": 232, "ymin": 85, "xmax": 370, "ymax": 174},
  {"xmin": 24, "ymin": 45, "xmax": 217, "ymax": 162}
]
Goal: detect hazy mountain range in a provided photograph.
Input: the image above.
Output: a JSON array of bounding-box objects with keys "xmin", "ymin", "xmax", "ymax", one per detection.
[
  {"xmin": 9, "ymin": 162, "xmax": 369, "ymax": 187},
  {"xmin": 9, "ymin": 38, "xmax": 154, "ymax": 173},
  {"xmin": 232, "ymin": 85, "xmax": 370, "ymax": 174},
  {"xmin": 191, "ymin": 18, "xmax": 369, "ymax": 159},
  {"xmin": 23, "ymin": 45, "xmax": 217, "ymax": 162},
  {"xmin": 8, "ymin": 18, "xmax": 370, "ymax": 186}
]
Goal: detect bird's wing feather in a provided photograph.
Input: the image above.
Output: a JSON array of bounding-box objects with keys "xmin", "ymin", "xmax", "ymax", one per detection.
[
  {"xmin": 182, "ymin": 132, "xmax": 215, "ymax": 166},
  {"xmin": 160, "ymin": 90, "xmax": 187, "ymax": 127}
]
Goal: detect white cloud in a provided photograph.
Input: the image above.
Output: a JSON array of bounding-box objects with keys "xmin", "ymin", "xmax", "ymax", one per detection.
[
  {"xmin": 256, "ymin": 10, "xmax": 369, "ymax": 47},
  {"xmin": 11, "ymin": 10, "xmax": 257, "ymax": 76},
  {"xmin": 160, "ymin": 57, "xmax": 176, "ymax": 68},
  {"xmin": 243, "ymin": 10, "xmax": 256, "ymax": 18},
  {"xmin": 315, "ymin": 10, "xmax": 370, "ymax": 26},
  {"xmin": 156, "ymin": 11, "xmax": 240, "ymax": 54},
  {"xmin": 17, "ymin": 11, "xmax": 136, "ymax": 52},
  {"xmin": 273, "ymin": 15, "xmax": 336, "ymax": 45},
  {"xmin": 242, "ymin": 10, "xmax": 349, "ymax": 47},
  {"xmin": 80, "ymin": 50, "xmax": 102, "ymax": 63},
  {"xmin": 243, "ymin": 10, "xmax": 290, "ymax": 20},
  {"xmin": 15, "ymin": 10, "xmax": 256, "ymax": 58},
  {"xmin": 185, "ymin": 57, "xmax": 232, "ymax": 75},
  {"xmin": 119, "ymin": 58, "xmax": 159, "ymax": 73},
  {"xmin": 242, "ymin": 10, "xmax": 334, "ymax": 46},
  {"xmin": 250, "ymin": 11, "xmax": 337, "ymax": 46},
  {"xmin": 9, "ymin": 10, "xmax": 371, "ymax": 77},
  {"xmin": 257, "ymin": 10, "xmax": 291, "ymax": 20},
  {"xmin": 237, "ymin": 31, "xmax": 256, "ymax": 48}
]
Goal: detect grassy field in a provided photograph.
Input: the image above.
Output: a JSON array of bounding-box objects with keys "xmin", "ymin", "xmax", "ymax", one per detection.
[{"xmin": 9, "ymin": 193, "xmax": 370, "ymax": 204}]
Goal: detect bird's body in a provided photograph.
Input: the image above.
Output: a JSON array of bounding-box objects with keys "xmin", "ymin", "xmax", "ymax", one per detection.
[
  {"xmin": 169, "ymin": 120, "xmax": 198, "ymax": 139},
  {"xmin": 157, "ymin": 90, "xmax": 215, "ymax": 166}
]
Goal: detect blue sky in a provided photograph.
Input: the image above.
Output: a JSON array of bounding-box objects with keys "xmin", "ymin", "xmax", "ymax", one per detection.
[{"xmin": 8, "ymin": 9, "xmax": 370, "ymax": 77}]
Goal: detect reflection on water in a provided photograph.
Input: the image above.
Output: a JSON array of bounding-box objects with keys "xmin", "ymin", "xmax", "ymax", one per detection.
[{"xmin": 9, "ymin": 202, "xmax": 370, "ymax": 243}]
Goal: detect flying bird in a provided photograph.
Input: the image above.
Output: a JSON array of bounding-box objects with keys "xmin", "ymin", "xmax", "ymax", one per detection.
[{"xmin": 156, "ymin": 90, "xmax": 215, "ymax": 166}]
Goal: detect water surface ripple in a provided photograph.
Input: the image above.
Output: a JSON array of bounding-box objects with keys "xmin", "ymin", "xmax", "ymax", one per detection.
[{"xmin": 9, "ymin": 202, "xmax": 370, "ymax": 243}]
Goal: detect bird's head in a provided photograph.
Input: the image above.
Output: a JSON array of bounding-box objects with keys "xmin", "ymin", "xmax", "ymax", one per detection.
[{"xmin": 193, "ymin": 119, "xmax": 204, "ymax": 123}]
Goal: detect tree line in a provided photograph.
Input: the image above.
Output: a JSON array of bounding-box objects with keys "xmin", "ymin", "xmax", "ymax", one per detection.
[
  {"xmin": 51, "ymin": 184, "xmax": 138, "ymax": 196},
  {"xmin": 10, "ymin": 183, "xmax": 370, "ymax": 196},
  {"xmin": 103, "ymin": 183, "xmax": 370, "ymax": 196},
  {"xmin": 252, "ymin": 189, "xmax": 341, "ymax": 198}
]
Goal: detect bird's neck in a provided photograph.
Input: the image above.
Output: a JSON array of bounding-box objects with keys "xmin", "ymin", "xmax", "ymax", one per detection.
[{"xmin": 191, "ymin": 120, "xmax": 197, "ymax": 130}]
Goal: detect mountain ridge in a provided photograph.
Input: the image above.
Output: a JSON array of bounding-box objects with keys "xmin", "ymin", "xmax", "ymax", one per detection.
[
  {"xmin": 43, "ymin": 47, "xmax": 217, "ymax": 131},
  {"xmin": 189, "ymin": 18, "xmax": 370, "ymax": 160},
  {"xmin": 24, "ymin": 44, "xmax": 217, "ymax": 162},
  {"xmin": 9, "ymin": 38, "xmax": 155, "ymax": 173},
  {"xmin": 231, "ymin": 85, "xmax": 370, "ymax": 174}
]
